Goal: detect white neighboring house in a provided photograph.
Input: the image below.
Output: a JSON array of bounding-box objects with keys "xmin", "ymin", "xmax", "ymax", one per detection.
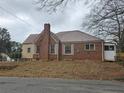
[
  {"xmin": 104, "ymin": 42, "xmax": 116, "ymax": 61},
  {"xmin": 0, "ymin": 53, "xmax": 11, "ymax": 61}
]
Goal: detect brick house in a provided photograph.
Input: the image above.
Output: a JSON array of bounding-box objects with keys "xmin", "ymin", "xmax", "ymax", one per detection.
[{"xmin": 22, "ymin": 23, "xmax": 104, "ymax": 61}]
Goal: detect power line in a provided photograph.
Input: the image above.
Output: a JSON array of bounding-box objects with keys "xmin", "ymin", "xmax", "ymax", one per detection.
[
  {"xmin": 0, "ymin": 6, "xmax": 39, "ymax": 30},
  {"xmin": 0, "ymin": 6, "xmax": 31, "ymax": 26}
]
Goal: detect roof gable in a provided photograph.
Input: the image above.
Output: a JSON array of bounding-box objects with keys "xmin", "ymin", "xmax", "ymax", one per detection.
[
  {"xmin": 23, "ymin": 34, "xmax": 39, "ymax": 44},
  {"xmin": 23, "ymin": 32, "xmax": 59, "ymax": 44}
]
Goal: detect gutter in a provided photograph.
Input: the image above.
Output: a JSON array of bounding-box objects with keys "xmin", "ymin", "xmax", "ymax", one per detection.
[{"xmin": 102, "ymin": 41, "xmax": 104, "ymax": 61}]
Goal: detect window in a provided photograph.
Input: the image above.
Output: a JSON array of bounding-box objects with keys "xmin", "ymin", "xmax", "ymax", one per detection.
[
  {"xmin": 50, "ymin": 44, "xmax": 55, "ymax": 54},
  {"xmin": 85, "ymin": 43, "xmax": 95, "ymax": 51},
  {"xmin": 104, "ymin": 45, "xmax": 114, "ymax": 51},
  {"xmin": 85, "ymin": 44, "xmax": 89, "ymax": 50},
  {"xmin": 110, "ymin": 46, "xmax": 114, "ymax": 50},
  {"xmin": 104, "ymin": 46, "xmax": 109, "ymax": 50},
  {"xmin": 27, "ymin": 48, "xmax": 31, "ymax": 53},
  {"xmin": 65, "ymin": 44, "xmax": 71, "ymax": 54}
]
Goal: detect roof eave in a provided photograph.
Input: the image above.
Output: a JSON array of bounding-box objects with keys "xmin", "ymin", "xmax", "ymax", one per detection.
[{"xmin": 60, "ymin": 40, "xmax": 104, "ymax": 43}]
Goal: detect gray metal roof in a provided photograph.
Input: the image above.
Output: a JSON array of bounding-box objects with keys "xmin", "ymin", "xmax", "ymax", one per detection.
[{"xmin": 56, "ymin": 30, "xmax": 103, "ymax": 42}]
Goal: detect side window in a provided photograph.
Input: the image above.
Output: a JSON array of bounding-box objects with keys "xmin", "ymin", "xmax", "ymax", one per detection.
[
  {"xmin": 85, "ymin": 44, "xmax": 90, "ymax": 50},
  {"xmin": 90, "ymin": 44, "xmax": 95, "ymax": 50},
  {"xmin": 104, "ymin": 45, "xmax": 114, "ymax": 51},
  {"xmin": 27, "ymin": 48, "xmax": 31, "ymax": 53},
  {"xmin": 65, "ymin": 44, "xmax": 71, "ymax": 54},
  {"xmin": 110, "ymin": 45, "xmax": 114, "ymax": 51},
  {"xmin": 104, "ymin": 46, "xmax": 109, "ymax": 51},
  {"xmin": 50, "ymin": 44, "xmax": 55, "ymax": 54},
  {"xmin": 84, "ymin": 43, "xmax": 95, "ymax": 51}
]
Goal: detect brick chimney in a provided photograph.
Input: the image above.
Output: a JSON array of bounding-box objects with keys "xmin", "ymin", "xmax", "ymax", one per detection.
[
  {"xmin": 43, "ymin": 23, "xmax": 50, "ymax": 61},
  {"xmin": 36, "ymin": 23, "xmax": 51, "ymax": 61},
  {"xmin": 44, "ymin": 23, "xmax": 50, "ymax": 33}
]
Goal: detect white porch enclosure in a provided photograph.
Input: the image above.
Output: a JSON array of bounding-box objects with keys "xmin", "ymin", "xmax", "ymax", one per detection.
[{"xmin": 104, "ymin": 43, "xmax": 116, "ymax": 61}]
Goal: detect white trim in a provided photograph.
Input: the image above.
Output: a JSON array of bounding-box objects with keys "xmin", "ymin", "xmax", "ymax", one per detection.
[
  {"xmin": 49, "ymin": 44, "xmax": 55, "ymax": 54},
  {"xmin": 102, "ymin": 42, "xmax": 104, "ymax": 61},
  {"xmin": 63, "ymin": 44, "xmax": 74, "ymax": 55},
  {"xmin": 62, "ymin": 44, "xmax": 65, "ymax": 55},
  {"xmin": 49, "ymin": 44, "xmax": 58, "ymax": 55},
  {"xmin": 55, "ymin": 44, "xmax": 58, "ymax": 55},
  {"xmin": 84, "ymin": 43, "xmax": 95, "ymax": 51},
  {"xmin": 27, "ymin": 47, "xmax": 31, "ymax": 53},
  {"xmin": 104, "ymin": 43, "xmax": 116, "ymax": 61},
  {"xmin": 57, "ymin": 43, "xmax": 59, "ymax": 60}
]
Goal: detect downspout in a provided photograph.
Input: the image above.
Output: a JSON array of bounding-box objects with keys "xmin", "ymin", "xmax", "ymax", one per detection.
[
  {"xmin": 102, "ymin": 41, "xmax": 104, "ymax": 61},
  {"xmin": 57, "ymin": 41, "xmax": 60, "ymax": 61},
  {"xmin": 48, "ymin": 30, "xmax": 50, "ymax": 61}
]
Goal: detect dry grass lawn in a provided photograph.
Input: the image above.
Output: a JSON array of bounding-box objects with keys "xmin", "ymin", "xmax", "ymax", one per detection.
[{"xmin": 0, "ymin": 60, "xmax": 124, "ymax": 80}]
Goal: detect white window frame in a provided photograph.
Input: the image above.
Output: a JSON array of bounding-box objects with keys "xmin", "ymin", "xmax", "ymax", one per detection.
[
  {"xmin": 49, "ymin": 44, "xmax": 58, "ymax": 54},
  {"xmin": 84, "ymin": 43, "xmax": 95, "ymax": 51},
  {"xmin": 104, "ymin": 45, "xmax": 115, "ymax": 51},
  {"xmin": 63, "ymin": 44, "xmax": 74, "ymax": 55},
  {"xmin": 49, "ymin": 44, "xmax": 55, "ymax": 54},
  {"xmin": 27, "ymin": 47, "xmax": 31, "ymax": 53}
]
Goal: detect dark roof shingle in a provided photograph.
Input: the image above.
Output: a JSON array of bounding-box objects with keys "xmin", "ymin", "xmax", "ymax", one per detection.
[
  {"xmin": 23, "ymin": 32, "xmax": 59, "ymax": 44},
  {"xmin": 23, "ymin": 34, "xmax": 39, "ymax": 44}
]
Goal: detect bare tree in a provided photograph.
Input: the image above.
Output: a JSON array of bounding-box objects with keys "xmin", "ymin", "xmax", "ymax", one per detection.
[
  {"xmin": 34, "ymin": 0, "xmax": 94, "ymax": 12},
  {"xmin": 35, "ymin": 0, "xmax": 71, "ymax": 12},
  {"xmin": 35, "ymin": 0, "xmax": 124, "ymax": 52},
  {"xmin": 83, "ymin": 0, "xmax": 124, "ymax": 52}
]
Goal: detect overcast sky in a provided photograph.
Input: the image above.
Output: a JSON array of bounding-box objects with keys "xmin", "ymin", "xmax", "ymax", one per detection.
[{"xmin": 0, "ymin": 0, "xmax": 91, "ymax": 43}]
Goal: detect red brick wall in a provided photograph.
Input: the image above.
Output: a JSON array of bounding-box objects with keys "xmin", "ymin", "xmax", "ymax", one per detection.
[
  {"xmin": 49, "ymin": 54, "xmax": 57, "ymax": 60},
  {"xmin": 39, "ymin": 32, "xmax": 49, "ymax": 60},
  {"xmin": 37, "ymin": 33, "xmax": 103, "ymax": 61},
  {"xmin": 37, "ymin": 35, "xmax": 58, "ymax": 61},
  {"xmin": 36, "ymin": 24, "xmax": 103, "ymax": 61},
  {"xmin": 60, "ymin": 42, "xmax": 103, "ymax": 61},
  {"xmin": 38, "ymin": 24, "xmax": 50, "ymax": 60},
  {"xmin": 37, "ymin": 24, "xmax": 57, "ymax": 61}
]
